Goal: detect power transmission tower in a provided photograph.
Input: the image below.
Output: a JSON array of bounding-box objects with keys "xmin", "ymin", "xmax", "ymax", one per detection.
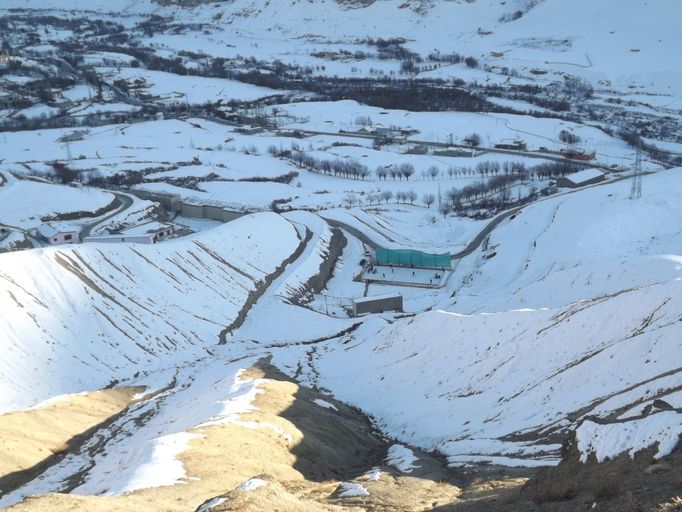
[{"xmin": 629, "ymin": 139, "xmax": 642, "ymax": 200}]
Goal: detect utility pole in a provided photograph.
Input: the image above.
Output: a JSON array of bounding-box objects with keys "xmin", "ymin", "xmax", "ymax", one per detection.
[
  {"xmin": 629, "ymin": 138, "xmax": 642, "ymax": 200},
  {"xmin": 65, "ymin": 140, "xmax": 73, "ymax": 167}
]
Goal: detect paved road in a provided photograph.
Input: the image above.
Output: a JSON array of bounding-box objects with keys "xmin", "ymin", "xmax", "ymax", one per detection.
[
  {"xmin": 324, "ymin": 206, "xmax": 523, "ymax": 262},
  {"xmin": 80, "ymin": 192, "xmax": 134, "ymax": 239},
  {"xmin": 324, "ymin": 217, "xmax": 380, "ymax": 251},
  {"xmin": 298, "ymin": 129, "xmax": 622, "ymax": 172},
  {"xmin": 325, "ymin": 171, "xmax": 640, "ymax": 263},
  {"xmin": 450, "ymin": 171, "xmax": 641, "ymax": 259}
]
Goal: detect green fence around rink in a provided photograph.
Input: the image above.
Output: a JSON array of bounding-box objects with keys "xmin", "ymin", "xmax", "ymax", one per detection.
[{"xmin": 375, "ymin": 247, "xmax": 452, "ymax": 269}]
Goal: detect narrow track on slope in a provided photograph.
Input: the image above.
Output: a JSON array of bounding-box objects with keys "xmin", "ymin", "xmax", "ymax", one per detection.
[{"xmin": 219, "ymin": 224, "xmax": 313, "ymax": 344}]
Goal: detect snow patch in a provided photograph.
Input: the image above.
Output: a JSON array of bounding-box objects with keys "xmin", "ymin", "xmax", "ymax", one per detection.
[
  {"xmin": 577, "ymin": 412, "xmax": 682, "ymax": 463},
  {"xmin": 237, "ymin": 478, "xmax": 268, "ymax": 492},
  {"xmin": 386, "ymin": 444, "xmax": 421, "ymax": 473},
  {"xmin": 338, "ymin": 482, "xmax": 369, "ymax": 497},
  {"xmin": 363, "ymin": 467, "xmax": 382, "ymax": 482},
  {"xmin": 112, "ymin": 432, "xmax": 200, "ymax": 493},
  {"xmin": 197, "ymin": 496, "xmax": 227, "ymax": 512},
  {"xmin": 313, "ymin": 398, "xmax": 338, "ymax": 411}
]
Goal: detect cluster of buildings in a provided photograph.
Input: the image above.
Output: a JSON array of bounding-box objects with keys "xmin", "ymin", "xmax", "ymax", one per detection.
[
  {"xmin": 83, "ymin": 221, "xmax": 176, "ymax": 245},
  {"xmin": 343, "ymin": 123, "xmax": 415, "ymax": 144},
  {"xmin": 36, "ymin": 220, "xmax": 177, "ymax": 246}
]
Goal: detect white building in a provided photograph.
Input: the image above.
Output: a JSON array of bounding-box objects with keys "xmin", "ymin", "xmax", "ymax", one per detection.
[
  {"xmin": 557, "ymin": 168, "xmax": 606, "ymax": 188},
  {"xmin": 84, "ymin": 221, "xmax": 175, "ymax": 245},
  {"xmin": 36, "ymin": 223, "xmax": 80, "ymax": 246}
]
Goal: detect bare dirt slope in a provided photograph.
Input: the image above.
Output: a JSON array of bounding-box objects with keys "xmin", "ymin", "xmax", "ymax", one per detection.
[
  {"xmin": 5, "ymin": 359, "xmax": 681, "ymax": 511},
  {"xmin": 4, "ymin": 360, "xmax": 463, "ymax": 512},
  {"xmin": 0, "ymin": 387, "xmax": 142, "ymax": 496}
]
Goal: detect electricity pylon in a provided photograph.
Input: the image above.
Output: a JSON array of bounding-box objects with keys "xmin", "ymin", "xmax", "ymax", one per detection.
[{"xmin": 629, "ymin": 140, "xmax": 642, "ymax": 200}]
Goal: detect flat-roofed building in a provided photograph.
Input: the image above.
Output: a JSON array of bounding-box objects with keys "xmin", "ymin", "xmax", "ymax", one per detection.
[
  {"xmin": 557, "ymin": 168, "xmax": 606, "ymax": 188},
  {"xmin": 351, "ymin": 293, "xmax": 403, "ymax": 317}
]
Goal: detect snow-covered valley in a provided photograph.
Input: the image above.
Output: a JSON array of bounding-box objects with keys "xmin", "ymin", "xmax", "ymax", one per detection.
[{"xmin": 1, "ymin": 1, "xmax": 681, "ymax": 511}]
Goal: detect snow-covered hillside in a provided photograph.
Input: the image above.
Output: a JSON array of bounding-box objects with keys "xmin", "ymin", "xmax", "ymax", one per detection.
[
  {"xmin": 0, "ymin": 213, "xmax": 301, "ymax": 412},
  {"xmin": 293, "ymin": 278, "xmax": 681, "ymax": 466},
  {"xmin": 452, "ymin": 170, "xmax": 682, "ymax": 312},
  {"xmin": 0, "ymin": 173, "xmax": 114, "ymax": 229},
  {"xmin": 272, "ymin": 170, "xmax": 682, "ymax": 467},
  {"xmin": 5, "ymin": 0, "xmax": 679, "ymax": 97}
]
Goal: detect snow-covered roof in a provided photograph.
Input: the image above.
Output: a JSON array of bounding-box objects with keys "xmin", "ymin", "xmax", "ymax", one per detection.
[
  {"xmin": 37, "ymin": 223, "xmax": 80, "ymax": 238},
  {"xmin": 352, "ymin": 293, "xmax": 402, "ymax": 304},
  {"xmin": 119, "ymin": 221, "xmax": 173, "ymax": 236},
  {"xmin": 564, "ymin": 168, "xmax": 605, "ymax": 184}
]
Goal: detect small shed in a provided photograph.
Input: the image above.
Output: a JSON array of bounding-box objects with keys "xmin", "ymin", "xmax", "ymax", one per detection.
[
  {"xmin": 351, "ymin": 293, "xmax": 403, "ymax": 317},
  {"xmin": 557, "ymin": 168, "xmax": 606, "ymax": 188},
  {"xmin": 37, "ymin": 223, "xmax": 80, "ymax": 245}
]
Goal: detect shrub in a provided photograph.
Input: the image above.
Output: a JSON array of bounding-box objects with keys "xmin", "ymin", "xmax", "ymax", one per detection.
[{"xmin": 465, "ymin": 56, "xmax": 479, "ymax": 68}]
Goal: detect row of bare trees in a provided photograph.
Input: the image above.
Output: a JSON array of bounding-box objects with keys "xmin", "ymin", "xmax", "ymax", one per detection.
[{"xmin": 269, "ymin": 145, "xmax": 371, "ymax": 180}]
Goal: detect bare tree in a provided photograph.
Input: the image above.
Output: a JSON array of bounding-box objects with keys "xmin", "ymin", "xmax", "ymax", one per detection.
[
  {"xmin": 52, "ymin": 162, "xmax": 78, "ymax": 184},
  {"xmin": 439, "ymin": 202, "xmax": 451, "ymax": 218},
  {"xmin": 399, "ymin": 163, "xmax": 415, "ymax": 180},
  {"xmin": 446, "ymin": 187, "xmax": 460, "ymax": 206},
  {"xmin": 422, "ymin": 193, "xmax": 435, "ymax": 208},
  {"xmin": 559, "ymin": 129, "xmax": 581, "ymax": 145},
  {"xmin": 428, "ymin": 165, "xmax": 440, "ymax": 180},
  {"xmin": 561, "ymin": 76, "xmax": 593, "ymax": 100}
]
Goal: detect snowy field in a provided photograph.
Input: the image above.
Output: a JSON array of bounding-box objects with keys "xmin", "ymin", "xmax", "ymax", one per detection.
[
  {"xmin": 0, "ymin": 115, "xmax": 556, "ymax": 242},
  {"xmin": 4, "ymin": 0, "xmax": 679, "ymax": 99},
  {"xmin": 361, "ymin": 265, "xmax": 450, "ymax": 289},
  {"xmin": 0, "ymin": 173, "xmax": 114, "ymax": 230},
  {"xmin": 274, "ymin": 100, "xmax": 636, "ymax": 164},
  {"xmin": 97, "ymin": 67, "xmax": 292, "ymax": 105}
]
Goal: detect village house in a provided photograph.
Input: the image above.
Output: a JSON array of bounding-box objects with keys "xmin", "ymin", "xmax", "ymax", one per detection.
[
  {"xmin": 495, "ymin": 138, "xmax": 527, "ymax": 151},
  {"xmin": 36, "ymin": 223, "xmax": 81, "ymax": 246}
]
